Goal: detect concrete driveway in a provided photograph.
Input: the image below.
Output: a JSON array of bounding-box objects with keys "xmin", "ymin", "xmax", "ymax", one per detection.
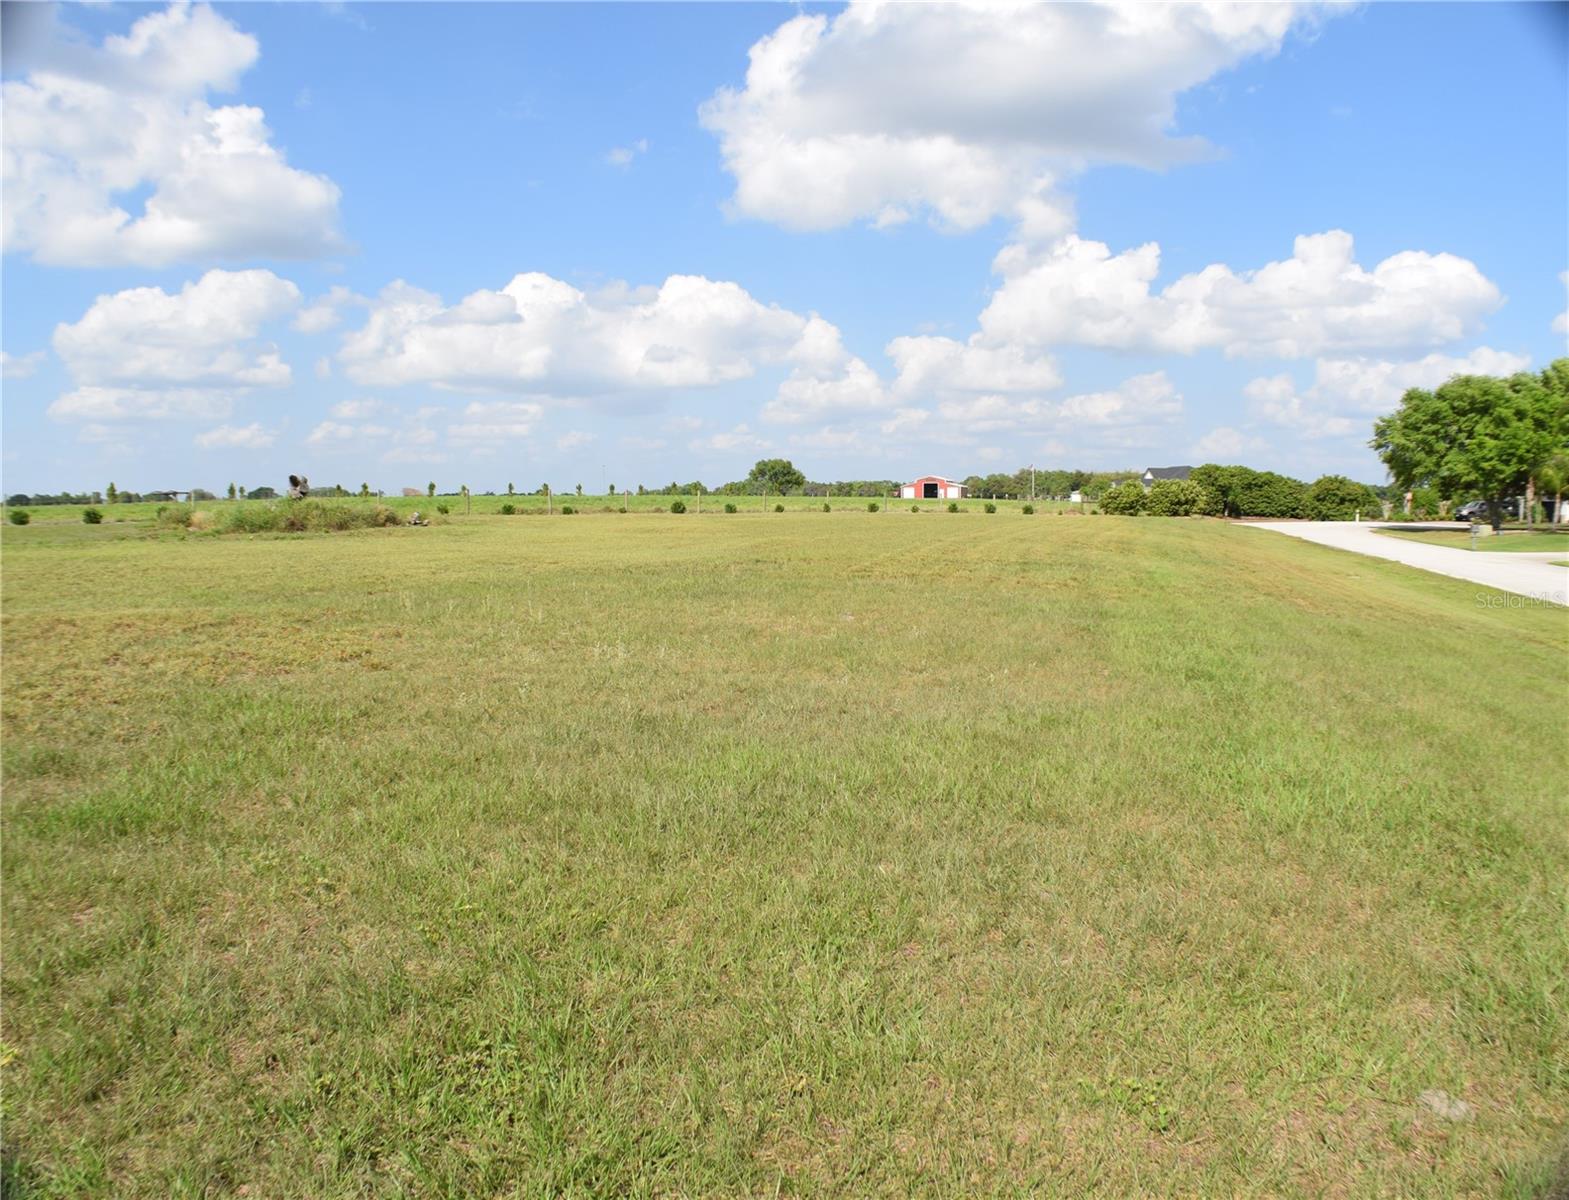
[{"xmin": 1244, "ymin": 521, "xmax": 1568, "ymax": 607}]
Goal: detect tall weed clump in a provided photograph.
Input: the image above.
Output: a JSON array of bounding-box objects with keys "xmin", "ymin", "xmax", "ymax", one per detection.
[
  {"xmin": 156, "ymin": 503, "xmax": 197, "ymax": 529},
  {"xmin": 173, "ymin": 500, "xmax": 403, "ymax": 533}
]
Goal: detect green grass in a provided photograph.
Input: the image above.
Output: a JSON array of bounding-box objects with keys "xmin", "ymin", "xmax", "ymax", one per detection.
[
  {"xmin": 1377, "ymin": 528, "xmax": 1569, "ymax": 553},
  {"xmin": 2, "ymin": 515, "xmax": 1565, "ymax": 1197}
]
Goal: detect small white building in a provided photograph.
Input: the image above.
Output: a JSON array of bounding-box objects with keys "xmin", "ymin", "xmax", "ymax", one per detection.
[{"xmin": 898, "ymin": 475, "xmax": 969, "ymax": 500}]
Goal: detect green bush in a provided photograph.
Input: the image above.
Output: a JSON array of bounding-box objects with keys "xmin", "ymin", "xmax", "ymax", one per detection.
[
  {"xmin": 1144, "ymin": 479, "xmax": 1212, "ymax": 517},
  {"xmin": 1099, "ymin": 483, "xmax": 1146, "ymax": 516},
  {"xmin": 984, "ymin": 502, "xmax": 997, "ymax": 514},
  {"xmin": 8, "ymin": 509, "xmax": 31, "ymax": 525},
  {"xmin": 867, "ymin": 502, "xmax": 879, "ymax": 513},
  {"xmin": 724, "ymin": 502, "xmax": 738, "ymax": 513},
  {"xmin": 561, "ymin": 506, "xmax": 576, "ymax": 515},
  {"xmin": 1022, "ymin": 504, "xmax": 1034, "ymax": 515},
  {"xmin": 821, "ymin": 502, "xmax": 831, "ymax": 512},
  {"xmin": 1304, "ymin": 475, "xmax": 1381, "ymax": 521},
  {"xmin": 948, "ymin": 501, "xmax": 959, "ymax": 513},
  {"xmin": 499, "ymin": 503, "xmax": 516, "ymax": 515},
  {"xmin": 82, "ymin": 508, "xmax": 104, "ymax": 524},
  {"xmin": 774, "ymin": 504, "xmax": 784, "ymax": 513},
  {"xmin": 436, "ymin": 504, "xmax": 450, "ymax": 515},
  {"xmin": 670, "ymin": 500, "xmax": 686, "ymax": 514}
]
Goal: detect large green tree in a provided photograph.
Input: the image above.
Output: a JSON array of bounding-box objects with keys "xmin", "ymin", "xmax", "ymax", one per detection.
[
  {"xmin": 1371, "ymin": 369, "xmax": 1565, "ymax": 530},
  {"xmin": 746, "ymin": 458, "xmax": 806, "ymax": 494}
]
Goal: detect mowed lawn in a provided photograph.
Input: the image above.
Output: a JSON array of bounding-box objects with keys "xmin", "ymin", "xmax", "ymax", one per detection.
[
  {"xmin": 2, "ymin": 513, "xmax": 1565, "ymax": 1198},
  {"xmin": 1376, "ymin": 528, "xmax": 1569, "ymax": 554}
]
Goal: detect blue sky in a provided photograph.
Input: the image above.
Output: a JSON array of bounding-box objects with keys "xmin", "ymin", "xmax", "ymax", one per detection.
[{"xmin": 3, "ymin": 1, "xmax": 1564, "ymax": 495}]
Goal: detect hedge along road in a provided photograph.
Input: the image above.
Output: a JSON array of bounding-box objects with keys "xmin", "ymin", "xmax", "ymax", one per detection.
[{"xmin": 1246, "ymin": 521, "xmax": 1569, "ymax": 607}]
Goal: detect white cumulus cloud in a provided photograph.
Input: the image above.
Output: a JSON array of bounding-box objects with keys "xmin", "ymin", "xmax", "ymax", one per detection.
[
  {"xmin": 887, "ymin": 336, "xmax": 1061, "ymax": 396},
  {"xmin": 195, "ymin": 421, "xmax": 275, "ymax": 449},
  {"xmin": 3, "ymin": 3, "xmax": 343, "ymax": 268},
  {"xmin": 335, "ymin": 270, "xmax": 887, "ymax": 428},
  {"xmin": 50, "ymin": 386, "xmax": 233, "ymax": 422},
  {"xmin": 823, "ymin": 368, "xmax": 1183, "ymax": 459},
  {"xmin": 701, "ymin": 1, "xmax": 1336, "ymax": 233},
  {"xmin": 293, "ymin": 286, "xmax": 362, "ymax": 334},
  {"xmin": 1, "ymin": 350, "xmax": 47, "ymax": 379},
  {"xmin": 338, "ymin": 273, "xmax": 815, "ymax": 393},
  {"xmin": 49, "ymin": 268, "xmax": 299, "ymax": 422},
  {"xmin": 690, "ymin": 424, "xmax": 769, "ymax": 453},
  {"xmin": 761, "ymin": 319, "xmax": 890, "ymax": 426},
  {"xmin": 329, "ymin": 397, "xmax": 385, "ymax": 419},
  {"xmin": 1056, "ymin": 370, "xmax": 1183, "ymax": 426},
  {"xmin": 605, "ymin": 138, "xmax": 648, "ymax": 167},
  {"xmin": 1190, "ymin": 426, "xmax": 1268, "ymax": 460},
  {"xmin": 1246, "ymin": 347, "xmax": 1531, "ymax": 440},
  {"xmin": 447, "ymin": 400, "xmax": 544, "ymax": 443},
  {"xmin": 979, "ymin": 230, "xmax": 1502, "ymax": 358}
]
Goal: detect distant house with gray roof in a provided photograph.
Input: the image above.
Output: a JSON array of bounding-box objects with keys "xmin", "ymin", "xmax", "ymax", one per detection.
[{"xmin": 1140, "ymin": 466, "xmax": 1192, "ymax": 489}]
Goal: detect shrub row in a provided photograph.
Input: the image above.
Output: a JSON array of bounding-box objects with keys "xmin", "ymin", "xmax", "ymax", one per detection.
[{"xmin": 1099, "ymin": 470, "xmax": 1380, "ymax": 520}]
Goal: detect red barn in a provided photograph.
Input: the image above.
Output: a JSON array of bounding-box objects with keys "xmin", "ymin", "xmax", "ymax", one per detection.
[{"xmin": 898, "ymin": 475, "xmax": 968, "ymax": 500}]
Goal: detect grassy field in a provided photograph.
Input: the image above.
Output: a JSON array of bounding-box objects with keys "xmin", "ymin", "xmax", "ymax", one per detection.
[
  {"xmin": 1376, "ymin": 528, "xmax": 1569, "ymax": 554},
  {"xmin": 2, "ymin": 512, "xmax": 1565, "ymax": 1197}
]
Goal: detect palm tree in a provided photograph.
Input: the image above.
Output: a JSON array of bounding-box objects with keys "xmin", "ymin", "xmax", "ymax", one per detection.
[{"xmin": 1535, "ymin": 452, "xmax": 1569, "ymax": 527}]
